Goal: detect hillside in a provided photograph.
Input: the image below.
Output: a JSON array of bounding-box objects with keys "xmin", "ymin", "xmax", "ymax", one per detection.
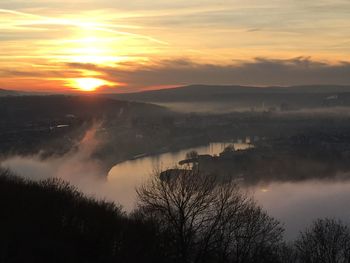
[
  {"xmin": 109, "ymin": 84, "xmax": 350, "ymax": 101},
  {"xmin": 106, "ymin": 85, "xmax": 350, "ymax": 111},
  {"xmin": 0, "ymin": 95, "xmax": 170, "ymax": 159},
  {"xmin": 0, "ymin": 95, "xmax": 168, "ymax": 121},
  {"xmin": 0, "ymin": 88, "xmax": 18, "ymax": 96},
  {"xmin": 0, "ymin": 170, "xmax": 160, "ymax": 263}
]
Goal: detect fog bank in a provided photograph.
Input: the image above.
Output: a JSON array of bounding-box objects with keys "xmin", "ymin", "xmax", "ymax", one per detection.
[
  {"xmin": 0, "ymin": 124, "xmax": 135, "ymax": 208},
  {"xmin": 250, "ymin": 180, "xmax": 350, "ymax": 240},
  {"xmin": 2, "ymin": 127, "xmax": 350, "ymax": 239}
]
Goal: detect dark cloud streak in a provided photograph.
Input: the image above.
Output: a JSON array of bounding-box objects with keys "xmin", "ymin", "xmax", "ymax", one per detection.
[{"xmin": 68, "ymin": 57, "xmax": 350, "ymax": 92}]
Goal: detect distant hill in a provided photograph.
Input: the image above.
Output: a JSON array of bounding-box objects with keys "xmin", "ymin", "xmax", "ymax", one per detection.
[
  {"xmin": 0, "ymin": 88, "xmax": 51, "ymax": 97},
  {"xmin": 0, "ymin": 95, "xmax": 169, "ymax": 121},
  {"xmin": 104, "ymin": 85, "xmax": 350, "ymax": 112},
  {"xmin": 0, "ymin": 95, "xmax": 171, "ymax": 158},
  {"xmin": 0, "ymin": 88, "xmax": 19, "ymax": 96},
  {"xmin": 107, "ymin": 85, "xmax": 350, "ymax": 102}
]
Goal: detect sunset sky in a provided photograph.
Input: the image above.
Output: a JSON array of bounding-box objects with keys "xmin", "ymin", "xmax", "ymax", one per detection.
[{"xmin": 1, "ymin": 0, "xmax": 350, "ymax": 93}]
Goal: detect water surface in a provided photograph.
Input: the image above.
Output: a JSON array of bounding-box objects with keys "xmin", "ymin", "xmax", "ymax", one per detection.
[
  {"xmin": 108, "ymin": 140, "xmax": 350, "ymax": 240},
  {"xmin": 108, "ymin": 141, "xmax": 251, "ymax": 209}
]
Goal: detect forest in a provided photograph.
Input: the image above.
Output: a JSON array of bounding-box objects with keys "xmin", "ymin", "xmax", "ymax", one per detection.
[{"xmin": 1, "ymin": 168, "xmax": 350, "ymax": 263}]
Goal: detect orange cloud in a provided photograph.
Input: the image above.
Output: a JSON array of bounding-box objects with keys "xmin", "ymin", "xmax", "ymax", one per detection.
[{"xmin": 2, "ymin": 1, "xmax": 350, "ymax": 92}]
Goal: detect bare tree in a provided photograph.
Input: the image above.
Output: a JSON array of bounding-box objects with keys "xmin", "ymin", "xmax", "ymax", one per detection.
[
  {"xmin": 295, "ymin": 218, "xmax": 350, "ymax": 263},
  {"xmin": 186, "ymin": 150, "xmax": 199, "ymax": 160},
  {"xmin": 136, "ymin": 168, "xmax": 284, "ymax": 263},
  {"xmin": 223, "ymin": 144, "xmax": 235, "ymax": 153}
]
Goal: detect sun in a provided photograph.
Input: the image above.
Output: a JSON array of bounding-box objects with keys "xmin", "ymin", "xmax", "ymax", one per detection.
[{"xmin": 71, "ymin": 78, "xmax": 108, "ymax": 91}]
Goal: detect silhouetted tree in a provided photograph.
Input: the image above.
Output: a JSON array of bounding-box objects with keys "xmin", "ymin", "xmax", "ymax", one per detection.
[
  {"xmin": 136, "ymin": 168, "xmax": 284, "ymax": 263},
  {"xmin": 186, "ymin": 150, "xmax": 199, "ymax": 160},
  {"xmin": 275, "ymin": 243, "xmax": 299, "ymax": 263},
  {"xmin": 0, "ymin": 169, "xmax": 161, "ymax": 263},
  {"xmin": 223, "ymin": 144, "xmax": 235, "ymax": 153},
  {"xmin": 295, "ymin": 218, "xmax": 350, "ymax": 263}
]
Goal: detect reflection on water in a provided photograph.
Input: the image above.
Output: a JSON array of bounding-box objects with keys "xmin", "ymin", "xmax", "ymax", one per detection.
[
  {"xmin": 108, "ymin": 141, "xmax": 252, "ymax": 209},
  {"xmin": 249, "ymin": 181, "xmax": 350, "ymax": 240},
  {"xmin": 108, "ymin": 140, "xmax": 350, "ymax": 239}
]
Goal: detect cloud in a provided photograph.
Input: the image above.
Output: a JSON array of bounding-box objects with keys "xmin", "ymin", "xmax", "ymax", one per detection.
[
  {"xmin": 2, "ymin": 0, "xmax": 350, "ymax": 92},
  {"xmin": 0, "ymin": 8, "xmax": 166, "ymax": 44},
  {"xmin": 0, "ymin": 68, "xmax": 82, "ymax": 78},
  {"xmin": 68, "ymin": 57, "xmax": 350, "ymax": 91}
]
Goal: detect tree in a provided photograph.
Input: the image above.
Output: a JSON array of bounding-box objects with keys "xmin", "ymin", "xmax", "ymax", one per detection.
[
  {"xmin": 186, "ymin": 150, "xmax": 199, "ymax": 160},
  {"xmin": 223, "ymin": 144, "xmax": 235, "ymax": 153},
  {"xmin": 136, "ymin": 168, "xmax": 284, "ymax": 263},
  {"xmin": 295, "ymin": 218, "xmax": 350, "ymax": 263},
  {"xmin": 0, "ymin": 168, "xmax": 162, "ymax": 263}
]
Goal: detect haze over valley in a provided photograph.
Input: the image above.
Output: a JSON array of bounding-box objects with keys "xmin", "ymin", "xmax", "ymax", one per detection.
[{"xmin": 2, "ymin": 1, "xmax": 350, "ymax": 262}]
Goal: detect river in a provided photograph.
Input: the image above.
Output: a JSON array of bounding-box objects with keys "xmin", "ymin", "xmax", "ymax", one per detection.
[
  {"xmin": 108, "ymin": 140, "xmax": 350, "ymax": 240},
  {"xmin": 4, "ymin": 137, "xmax": 350, "ymax": 240},
  {"xmin": 108, "ymin": 141, "xmax": 252, "ymax": 210}
]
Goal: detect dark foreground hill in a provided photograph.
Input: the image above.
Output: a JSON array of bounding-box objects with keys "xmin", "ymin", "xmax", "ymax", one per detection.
[
  {"xmin": 1, "ymin": 168, "xmax": 350, "ymax": 263},
  {"xmin": 0, "ymin": 170, "xmax": 161, "ymax": 263}
]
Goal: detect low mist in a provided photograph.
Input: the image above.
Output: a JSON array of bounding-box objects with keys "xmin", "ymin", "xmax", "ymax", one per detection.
[
  {"xmin": 155, "ymin": 100, "xmax": 350, "ymax": 116},
  {"xmin": 0, "ymin": 123, "xmax": 138, "ymax": 209},
  {"xmin": 250, "ymin": 180, "xmax": 350, "ymax": 240},
  {"xmin": 2, "ymin": 124, "xmax": 350, "ymax": 239}
]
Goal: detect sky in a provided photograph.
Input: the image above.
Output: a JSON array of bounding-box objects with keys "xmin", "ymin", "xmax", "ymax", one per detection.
[{"xmin": 1, "ymin": 0, "xmax": 350, "ymax": 93}]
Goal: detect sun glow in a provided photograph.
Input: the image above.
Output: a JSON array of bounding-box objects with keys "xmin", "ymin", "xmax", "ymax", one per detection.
[{"xmin": 70, "ymin": 78, "xmax": 109, "ymax": 91}]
